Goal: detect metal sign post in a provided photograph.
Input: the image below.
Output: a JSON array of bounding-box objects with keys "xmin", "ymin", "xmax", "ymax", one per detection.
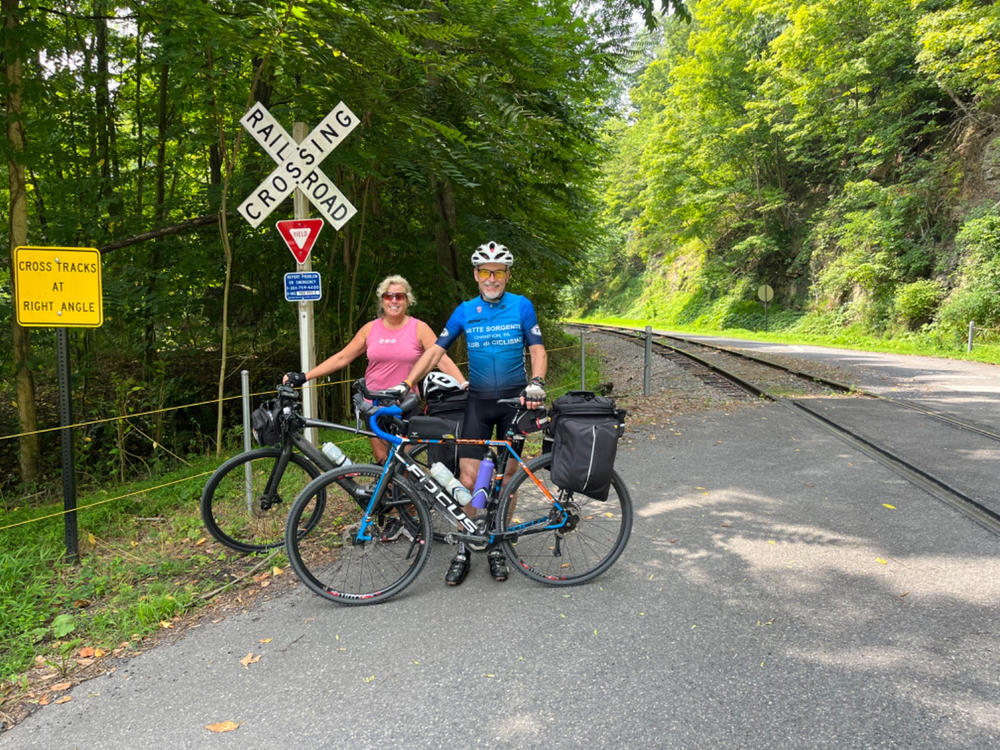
[
  {"xmin": 13, "ymin": 245, "xmax": 103, "ymax": 561},
  {"xmin": 237, "ymin": 103, "xmax": 360, "ymax": 441},
  {"xmin": 293, "ymin": 123, "xmax": 318, "ymax": 443},
  {"xmin": 758, "ymin": 284, "xmax": 774, "ymax": 333},
  {"xmin": 57, "ymin": 329, "xmax": 78, "ymax": 561},
  {"xmin": 644, "ymin": 326, "xmax": 652, "ymax": 396}
]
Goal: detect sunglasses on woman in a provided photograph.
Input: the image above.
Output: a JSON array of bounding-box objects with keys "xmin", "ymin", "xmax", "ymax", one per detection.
[{"xmin": 381, "ymin": 292, "xmax": 407, "ymax": 302}]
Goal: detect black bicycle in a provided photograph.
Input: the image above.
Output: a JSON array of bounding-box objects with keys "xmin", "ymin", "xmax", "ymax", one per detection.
[
  {"xmin": 201, "ymin": 384, "xmax": 389, "ymax": 553},
  {"xmin": 282, "ymin": 379, "xmax": 633, "ymax": 605}
]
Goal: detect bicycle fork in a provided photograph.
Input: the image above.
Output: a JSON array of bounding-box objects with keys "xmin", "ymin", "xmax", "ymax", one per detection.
[{"xmin": 252, "ymin": 444, "xmax": 296, "ymax": 516}]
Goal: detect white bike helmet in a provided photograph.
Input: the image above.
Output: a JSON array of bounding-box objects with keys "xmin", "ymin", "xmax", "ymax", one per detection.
[
  {"xmin": 423, "ymin": 371, "xmax": 463, "ymax": 399},
  {"xmin": 470, "ymin": 241, "xmax": 513, "ymax": 267}
]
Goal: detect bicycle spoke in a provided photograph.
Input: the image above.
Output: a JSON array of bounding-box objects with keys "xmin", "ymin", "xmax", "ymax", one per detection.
[
  {"xmin": 285, "ymin": 465, "xmax": 431, "ymax": 605},
  {"xmin": 201, "ymin": 448, "xmax": 321, "ymax": 553},
  {"xmin": 498, "ymin": 454, "xmax": 632, "ymax": 585}
]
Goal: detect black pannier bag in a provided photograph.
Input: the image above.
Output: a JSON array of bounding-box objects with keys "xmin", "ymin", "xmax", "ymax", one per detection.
[
  {"xmin": 548, "ymin": 391, "xmax": 626, "ymax": 501},
  {"xmin": 251, "ymin": 399, "xmax": 282, "ymax": 446},
  {"xmin": 422, "ymin": 390, "xmax": 467, "ymax": 474}
]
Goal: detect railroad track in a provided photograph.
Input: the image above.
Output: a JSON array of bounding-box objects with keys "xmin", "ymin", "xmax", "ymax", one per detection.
[{"xmin": 574, "ymin": 324, "xmax": 1000, "ymax": 536}]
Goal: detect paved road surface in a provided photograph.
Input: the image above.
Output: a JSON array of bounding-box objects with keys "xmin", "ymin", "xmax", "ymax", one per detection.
[{"xmin": 3, "ymin": 340, "xmax": 998, "ymax": 748}]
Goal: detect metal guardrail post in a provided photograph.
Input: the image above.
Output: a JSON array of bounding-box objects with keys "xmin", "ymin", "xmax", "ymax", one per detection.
[
  {"xmin": 242, "ymin": 371, "xmax": 252, "ymax": 450},
  {"xmin": 968, "ymin": 321, "xmax": 975, "ymax": 353},
  {"xmin": 57, "ymin": 328, "xmax": 78, "ymax": 562},
  {"xmin": 580, "ymin": 330, "xmax": 586, "ymax": 390},
  {"xmin": 644, "ymin": 325, "xmax": 652, "ymax": 396},
  {"xmin": 242, "ymin": 370, "xmax": 252, "ymax": 503}
]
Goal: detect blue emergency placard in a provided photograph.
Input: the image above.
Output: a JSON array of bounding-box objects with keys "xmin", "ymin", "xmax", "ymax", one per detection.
[{"xmin": 284, "ymin": 271, "xmax": 322, "ymax": 302}]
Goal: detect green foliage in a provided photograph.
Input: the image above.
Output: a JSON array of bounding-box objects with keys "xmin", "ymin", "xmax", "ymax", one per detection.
[
  {"xmin": 936, "ymin": 213, "xmax": 1000, "ymax": 332},
  {"xmin": 3, "ymin": 0, "xmax": 646, "ymax": 494},
  {"xmin": 571, "ymin": 0, "xmax": 985, "ymax": 352},
  {"xmin": 895, "ymin": 279, "xmax": 944, "ymax": 329},
  {"xmin": 0, "ymin": 455, "xmax": 257, "ymax": 681},
  {"xmin": 916, "ymin": 0, "xmax": 1000, "ymax": 113},
  {"xmin": 50, "ymin": 614, "xmax": 76, "ymax": 639}
]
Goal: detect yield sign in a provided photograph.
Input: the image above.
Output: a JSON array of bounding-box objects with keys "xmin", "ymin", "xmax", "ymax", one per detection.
[{"xmin": 276, "ymin": 219, "xmax": 324, "ymax": 264}]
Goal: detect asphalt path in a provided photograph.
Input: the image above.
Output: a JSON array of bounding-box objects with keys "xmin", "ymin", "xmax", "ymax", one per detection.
[{"xmin": 3, "ymin": 343, "xmax": 999, "ymax": 749}]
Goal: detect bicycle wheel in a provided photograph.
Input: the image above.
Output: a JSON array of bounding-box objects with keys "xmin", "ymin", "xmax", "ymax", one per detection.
[
  {"xmin": 285, "ymin": 464, "xmax": 432, "ymax": 605},
  {"xmin": 496, "ymin": 453, "xmax": 632, "ymax": 586},
  {"xmin": 201, "ymin": 447, "xmax": 324, "ymax": 553}
]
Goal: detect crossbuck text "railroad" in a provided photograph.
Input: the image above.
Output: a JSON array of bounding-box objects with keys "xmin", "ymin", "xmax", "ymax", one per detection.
[{"xmin": 237, "ymin": 101, "xmax": 360, "ymax": 230}]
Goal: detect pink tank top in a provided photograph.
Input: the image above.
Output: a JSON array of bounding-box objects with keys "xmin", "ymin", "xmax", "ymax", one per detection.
[{"xmin": 365, "ymin": 317, "xmax": 423, "ymax": 391}]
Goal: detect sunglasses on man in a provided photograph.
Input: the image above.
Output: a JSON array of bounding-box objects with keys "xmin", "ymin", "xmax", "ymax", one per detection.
[{"xmin": 475, "ymin": 268, "xmax": 509, "ymax": 281}]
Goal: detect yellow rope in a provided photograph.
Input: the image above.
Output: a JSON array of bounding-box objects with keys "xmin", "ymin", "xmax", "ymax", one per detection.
[
  {"xmin": 0, "ymin": 343, "xmax": 586, "ymax": 533},
  {"xmin": 0, "ymin": 345, "xmax": 578, "ymax": 442},
  {"xmin": 0, "ymin": 470, "xmax": 214, "ymax": 532}
]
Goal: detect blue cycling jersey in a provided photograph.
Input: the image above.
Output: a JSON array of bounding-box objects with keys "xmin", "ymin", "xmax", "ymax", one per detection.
[{"xmin": 436, "ymin": 292, "xmax": 543, "ymax": 398}]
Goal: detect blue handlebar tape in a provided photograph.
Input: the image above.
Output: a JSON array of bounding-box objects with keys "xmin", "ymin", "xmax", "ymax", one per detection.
[{"xmin": 369, "ymin": 405, "xmax": 403, "ymax": 445}]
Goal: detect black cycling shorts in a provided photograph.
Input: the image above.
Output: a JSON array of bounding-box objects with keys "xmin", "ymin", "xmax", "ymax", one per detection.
[{"xmin": 458, "ymin": 396, "xmax": 518, "ymax": 460}]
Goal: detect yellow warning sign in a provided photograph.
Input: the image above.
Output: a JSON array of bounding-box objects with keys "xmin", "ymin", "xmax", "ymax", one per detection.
[{"xmin": 14, "ymin": 246, "xmax": 103, "ymax": 328}]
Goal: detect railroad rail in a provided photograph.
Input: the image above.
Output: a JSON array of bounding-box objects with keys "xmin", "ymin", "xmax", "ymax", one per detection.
[{"xmin": 574, "ymin": 323, "xmax": 1000, "ymax": 536}]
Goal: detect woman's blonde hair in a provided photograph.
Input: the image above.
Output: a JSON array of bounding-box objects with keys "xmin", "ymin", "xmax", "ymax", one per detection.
[{"xmin": 375, "ymin": 275, "xmax": 416, "ymax": 317}]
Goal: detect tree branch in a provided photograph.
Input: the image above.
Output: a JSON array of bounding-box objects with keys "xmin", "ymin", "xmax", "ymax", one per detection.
[{"xmin": 97, "ymin": 213, "xmax": 224, "ymax": 252}]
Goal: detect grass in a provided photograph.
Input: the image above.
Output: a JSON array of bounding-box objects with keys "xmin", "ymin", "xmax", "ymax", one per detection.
[
  {"xmin": 0, "ymin": 453, "xmax": 295, "ymax": 697},
  {"xmin": 547, "ymin": 328, "xmax": 607, "ymax": 394},
  {"xmin": 0, "ymin": 341, "xmax": 596, "ymax": 703}
]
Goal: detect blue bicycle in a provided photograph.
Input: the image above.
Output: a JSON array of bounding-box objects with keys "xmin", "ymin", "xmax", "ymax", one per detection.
[{"xmin": 283, "ymin": 379, "xmax": 633, "ymax": 605}]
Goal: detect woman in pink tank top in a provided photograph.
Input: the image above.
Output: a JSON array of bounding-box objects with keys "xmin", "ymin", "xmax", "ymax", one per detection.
[{"xmin": 284, "ymin": 275, "xmax": 465, "ymax": 463}]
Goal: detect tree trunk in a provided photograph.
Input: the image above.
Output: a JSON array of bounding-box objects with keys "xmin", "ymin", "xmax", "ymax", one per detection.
[
  {"xmin": 134, "ymin": 14, "xmax": 144, "ymax": 218},
  {"xmin": 432, "ymin": 176, "xmax": 459, "ymax": 280},
  {"xmin": 209, "ymin": 49, "xmax": 234, "ymax": 455},
  {"xmin": 144, "ymin": 58, "xmax": 169, "ymax": 370},
  {"xmin": 94, "ymin": 0, "xmax": 111, "ymax": 201},
  {"xmin": 4, "ymin": 0, "xmax": 40, "ymax": 483}
]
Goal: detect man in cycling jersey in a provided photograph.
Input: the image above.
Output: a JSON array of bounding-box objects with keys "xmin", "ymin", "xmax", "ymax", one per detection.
[{"xmin": 396, "ymin": 240, "xmax": 547, "ymax": 586}]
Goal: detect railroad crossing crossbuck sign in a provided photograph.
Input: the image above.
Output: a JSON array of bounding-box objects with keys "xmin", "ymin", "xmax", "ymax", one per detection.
[{"xmin": 238, "ymin": 101, "xmax": 360, "ymax": 230}]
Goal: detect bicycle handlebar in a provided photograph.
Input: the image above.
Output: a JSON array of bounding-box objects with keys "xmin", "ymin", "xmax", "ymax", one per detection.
[
  {"xmin": 350, "ymin": 377, "xmax": 548, "ymax": 445},
  {"xmin": 366, "ymin": 404, "xmax": 404, "ymax": 445},
  {"xmin": 275, "ymin": 383, "xmax": 299, "ymax": 402},
  {"xmin": 350, "ymin": 378, "xmax": 421, "ymax": 445}
]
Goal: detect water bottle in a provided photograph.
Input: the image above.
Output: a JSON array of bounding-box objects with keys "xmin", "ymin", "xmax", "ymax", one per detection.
[
  {"xmin": 470, "ymin": 455, "xmax": 494, "ymax": 509},
  {"xmin": 429, "ymin": 462, "xmax": 472, "ymax": 506},
  {"xmin": 321, "ymin": 441, "xmax": 352, "ymax": 468}
]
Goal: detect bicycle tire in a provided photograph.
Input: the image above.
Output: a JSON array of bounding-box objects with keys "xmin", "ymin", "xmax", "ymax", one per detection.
[
  {"xmin": 285, "ymin": 463, "xmax": 432, "ymax": 605},
  {"xmin": 201, "ymin": 447, "xmax": 325, "ymax": 553},
  {"xmin": 497, "ymin": 453, "xmax": 632, "ymax": 586}
]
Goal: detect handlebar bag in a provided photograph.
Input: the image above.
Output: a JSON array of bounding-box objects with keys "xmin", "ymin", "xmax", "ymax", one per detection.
[
  {"xmin": 405, "ymin": 416, "xmax": 456, "ymax": 440},
  {"xmin": 251, "ymin": 399, "xmax": 282, "ymax": 446},
  {"xmin": 422, "ymin": 391, "xmax": 467, "ymax": 474},
  {"xmin": 548, "ymin": 391, "xmax": 626, "ymax": 501}
]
